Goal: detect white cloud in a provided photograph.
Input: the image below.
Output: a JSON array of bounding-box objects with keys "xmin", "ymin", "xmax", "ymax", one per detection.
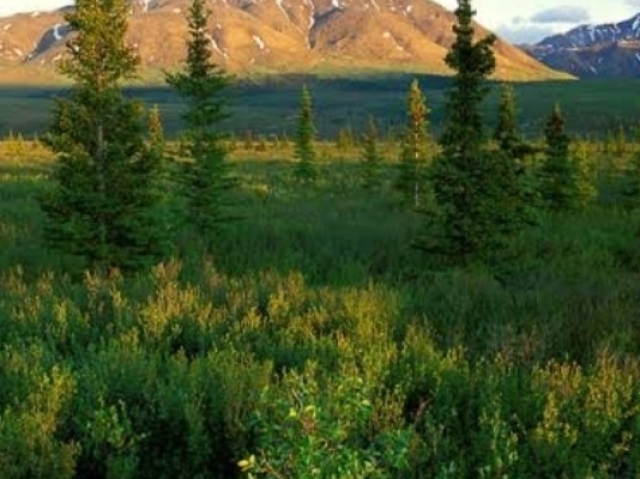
[
  {"xmin": 530, "ymin": 6, "xmax": 591, "ymax": 24},
  {"xmin": 0, "ymin": 1, "xmax": 72, "ymax": 18},
  {"xmin": 495, "ymin": 23, "xmax": 559, "ymax": 44}
]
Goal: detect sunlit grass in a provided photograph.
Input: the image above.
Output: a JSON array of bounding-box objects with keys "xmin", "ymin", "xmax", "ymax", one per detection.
[{"xmin": 1, "ymin": 140, "xmax": 640, "ymax": 478}]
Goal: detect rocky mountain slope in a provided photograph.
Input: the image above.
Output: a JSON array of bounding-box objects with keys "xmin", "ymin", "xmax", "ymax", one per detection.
[
  {"xmin": 525, "ymin": 13, "xmax": 640, "ymax": 77},
  {"xmin": 0, "ymin": 0, "xmax": 569, "ymax": 83}
]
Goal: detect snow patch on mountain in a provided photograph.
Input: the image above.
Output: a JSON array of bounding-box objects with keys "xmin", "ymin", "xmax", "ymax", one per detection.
[
  {"xmin": 53, "ymin": 23, "xmax": 63, "ymax": 41},
  {"xmin": 252, "ymin": 34, "xmax": 265, "ymax": 50}
]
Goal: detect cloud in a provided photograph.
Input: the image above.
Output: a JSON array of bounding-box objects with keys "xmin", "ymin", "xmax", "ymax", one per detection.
[
  {"xmin": 495, "ymin": 24, "xmax": 559, "ymax": 44},
  {"xmin": 627, "ymin": 0, "xmax": 640, "ymax": 7},
  {"xmin": 494, "ymin": 6, "xmax": 593, "ymax": 45},
  {"xmin": 530, "ymin": 6, "xmax": 591, "ymax": 24}
]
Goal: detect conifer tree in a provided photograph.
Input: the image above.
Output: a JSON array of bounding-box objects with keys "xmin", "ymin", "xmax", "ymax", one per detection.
[
  {"xmin": 148, "ymin": 103, "xmax": 164, "ymax": 150},
  {"xmin": 425, "ymin": 0, "xmax": 513, "ymax": 264},
  {"xmin": 361, "ymin": 115, "xmax": 383, "ymax": 189},
  {"xmin": 494, "ymin": 83, "xmax": 535, "ymax": 158},
  {"xmin": 396, "ymin": 79, "xmax": 431, "ymax": 207},
  {"xmin": 40, "ymin": 0, "xmax": 168, "ymax": 270},
  {"xmin": 540, "ymin": 103, "xmax": 580, "ymax": 211},
  {"xmin": 493, "ymin": 83, "xmax": 539, "ymax": 226},
  {"xmin": 166, "ymin": 0, "xmax": 235, "ymax": 243},
  {"xmin": 294, "ymin": 85, "xmax": 318, "ymax": 182}
]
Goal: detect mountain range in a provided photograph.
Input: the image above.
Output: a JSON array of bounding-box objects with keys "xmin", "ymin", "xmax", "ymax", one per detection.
[
  {"xmin": 0, "ymin": 0, "xmax": 568, "ymax": 84},
  {"xmin": 525, "ymin": 13, "xmax": 640, "ymax": 78}
]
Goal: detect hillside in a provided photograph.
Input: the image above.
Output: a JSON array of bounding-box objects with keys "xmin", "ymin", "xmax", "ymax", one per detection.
[
  {"xmin": 0, "ymin": 0, "xmax": 569, "ymax": 83},
  {"xmin": 524, "ymin": 13, "xmax": 640, "ymax": 78}
]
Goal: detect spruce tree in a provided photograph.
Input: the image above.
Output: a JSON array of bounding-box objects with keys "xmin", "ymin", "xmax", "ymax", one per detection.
[
  {"xmin": 426, "ymin": 0, "xmax": 511, "ymax": 264},
  {"xmin": 540, "ymin": 103, "xmax": 580, "ymax": 211},
  {"xmin": 493, "ymin": 83, "xmax": 538, "ymax": 159},
  {"xmin": 294, "ymin": 85, "xmax": 318, "ymax": 182},
  {"xmin": 493, "ymin": 83, "xmax": 539, "ymax": 227},
  {"xmin": 148, "ymin": 103, "xmax": 164, "ymax": 151},
  {"xmin": 395, "ymin": 79, "xmax": 431, "ymax": 208},
  {"xmin": 360, "ymin": 115, "xmax": 383, "ymax": 189},
  {"xmin": 166, "ymin": 0, "xmax": 235, "ymax": 243},
  {"xmin": 40, "ymin": 0, "xmax": 167, "ymax": 271}
]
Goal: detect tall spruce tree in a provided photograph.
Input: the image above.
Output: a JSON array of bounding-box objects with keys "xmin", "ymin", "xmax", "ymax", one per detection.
[
  {"xmin": 426, "ymin": 0, "xmax": 510, "ymax": 264},
  {"xmin": 395, "ymin": 79, "xmax": 431, "ymax": 207},
  {"xmin": 361, "ymin": 115, "xmax": 383, "ymax": 189},
  {"xmin": 166, "ymin": 0, "xmax": 234, "ymax": 243},
  {"xmin": 40, "ymin": 0, "xmax": 168, "ymax": 271},
  {"xmin": 294, "ymin": 85, "xmax": 318, "ymax": 182},
  {"xmin": 540, "ymin": 103, "xmax": 580, "ymax": 211}
]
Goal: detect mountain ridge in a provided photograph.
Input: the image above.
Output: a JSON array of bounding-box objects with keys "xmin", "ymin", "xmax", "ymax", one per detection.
[
  {"xmin": 524, "ymin": 12, "xmax": 640, "ymax": 77},
  {"xmin": 0, "ymin": 0, "xmax": 571, "ymax": 84}
]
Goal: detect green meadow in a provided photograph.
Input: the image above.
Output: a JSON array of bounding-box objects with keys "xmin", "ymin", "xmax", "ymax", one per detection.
[{"xmin": 1, "ymin": 128, "xmax": 640, "ymax": 477}]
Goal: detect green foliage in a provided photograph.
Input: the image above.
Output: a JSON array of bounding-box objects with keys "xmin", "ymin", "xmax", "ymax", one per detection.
[
  {"xmin": 491, "ymin": 83, "xmax": 539, "ymax": 230},
  {"xmin": 147, "ymin": 103, "xmax": 164, "ymax": 150},
  {"xmin": 294, "ymin": 85, "xmax": 318, "ymax": 183},
  {"xmin": 4, "ymin": 147, "xmax": 640, "ymax": 478},
  {"xmin": 572, "ymin": 140, "xmax": 598, "ymax": 209},
  {"xmin": 166, "ymin": 0, "xmax": 235, "ymax": 245},
  {"xmin": 425, "ymin": 0, "xmax": 523, "ymax": 265},
  {"xmin": 621, "ymin": 151, "xmax": 640, "ymax": 209},
  {"xmin": 0, "ymin": 358, "xmax": 78, "ymax": 479},
  {"xmin": 240, "ymin": 363, "xmax": 412, "ymax": 479},
  {"xmin": 39, "ymin": 0, "xmax": 168, "ymax": 271},
  {"xmin": 395, "ymin": 79, "xmax": 432, "ymax": 208},
  {"xmin": 336, "ymin": 124, "xmax": 356, "ymax": 151},
  {"xmin": 493, "ymin": 83, "xmax": 540, "ymax": 160},
  {"xmin": 360, "ymin": 116, "xmax": 383, "ymax": 189},
  {"xmin": 540, "ymin": 104, "xmax": 584, "ymax": 211}
]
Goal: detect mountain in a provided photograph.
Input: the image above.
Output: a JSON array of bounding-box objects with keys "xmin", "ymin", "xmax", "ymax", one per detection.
[
  {"xmin": 0, "ymin": 0, "xmax": 569, "ymax": 84},
  {"xmin": 525, "ymin": 13, "xmax": 640, "ymax": 77}
]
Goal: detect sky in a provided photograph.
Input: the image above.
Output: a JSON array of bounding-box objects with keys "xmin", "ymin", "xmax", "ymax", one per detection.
[{"xmin": 2, "ymin": 0, "xmax": 640, "ymax": 43}]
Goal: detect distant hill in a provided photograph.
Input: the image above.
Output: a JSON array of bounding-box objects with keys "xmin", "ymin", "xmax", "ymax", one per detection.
[
  {"xmin": 524, "ymin": 13, "xmax": 640, "ymax": 77},
  {"xmin": 0, "ymin": 0, "xmax": 570, "ymax": 84}
]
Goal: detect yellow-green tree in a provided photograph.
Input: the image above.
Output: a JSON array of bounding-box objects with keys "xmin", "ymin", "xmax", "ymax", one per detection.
[{"xmin": 395, "ymin": 79, "xmax": 432, "ymax": 208}]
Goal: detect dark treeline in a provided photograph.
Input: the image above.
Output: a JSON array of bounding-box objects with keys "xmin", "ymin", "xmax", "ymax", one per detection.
[{"xmin": 3, "ymin": 76, "xmax": 640, "ymax": 139}]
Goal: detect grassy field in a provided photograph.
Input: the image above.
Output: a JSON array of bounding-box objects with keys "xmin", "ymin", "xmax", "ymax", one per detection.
[
  {"xmin": 2, "ymin": 138, "xmax": 640, "ymax": 478},
  {"xmin": 2, "ymin": 75, "xmax": 640, "ymax": 140}
]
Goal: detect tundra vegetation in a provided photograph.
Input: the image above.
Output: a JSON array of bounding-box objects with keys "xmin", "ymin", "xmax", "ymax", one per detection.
[{"xmin": 2, "ymin": 0, "xmax": 640, "ymax": 478}]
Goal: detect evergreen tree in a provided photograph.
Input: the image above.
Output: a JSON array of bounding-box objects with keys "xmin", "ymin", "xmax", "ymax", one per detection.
[
  {"xmin": 395, "ymin": 79, "xmax": 431, "ymax": 207},
  {"xmin": 493, "ymin": 83, "xmax": 539, "ymax": 226},
  {"xmin": 148, "ymin": 103, "xmax": 164, "ymax": 150},
  {"xmin": 540, "ymin": 103, "xmax": 580, "ymax": 211},
  {"xmin": 360, "ymin": 115, "xmax": 383, "ymax": 189},
  {"xmin": 493, "ymin": 83, "xmax": 539, "ymax": 158},
  {"xmin": 425, "ymin": 0, "xmax": 515, "ymax": 264},
  {"xmin": 294, "ymin": 85, "xmax": 318, "ymax": 182},
  {"xmin": 40, "ymin": 0, "xmax": 168, "ymax": 271},
  {"xmin": 166, "ymin": 0, "xmax": 235, "ymax": 243}
]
